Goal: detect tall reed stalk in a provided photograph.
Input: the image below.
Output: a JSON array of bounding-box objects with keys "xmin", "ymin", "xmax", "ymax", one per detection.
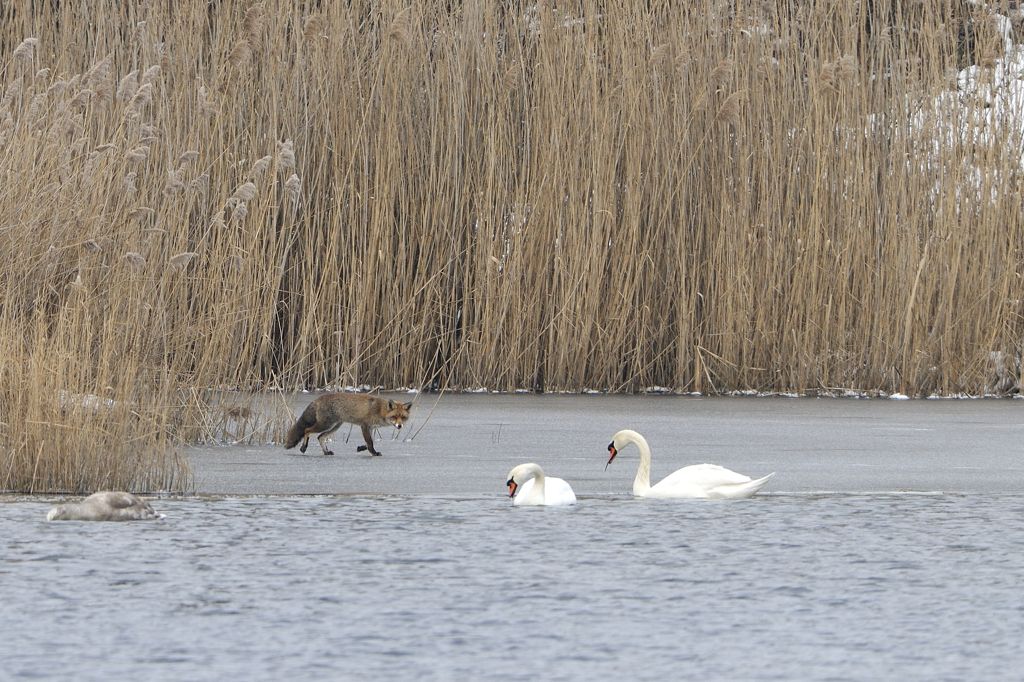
[{"xmin": 1, "ymin": 1, "xmax": 1022, "ymax": 490}]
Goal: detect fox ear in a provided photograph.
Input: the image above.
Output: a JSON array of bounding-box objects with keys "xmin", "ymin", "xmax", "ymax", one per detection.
[
  {"xmin": 387, "ymin": 400, "xmax": 394, "ymax": 409},
  {"xmin": 404, "ymin": 401, "xmax": 413, "ymax": 409}
]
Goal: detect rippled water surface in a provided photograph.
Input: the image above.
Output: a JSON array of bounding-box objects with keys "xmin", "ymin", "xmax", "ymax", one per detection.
[{"xmin": 4, "ymin": 492, "xmax": 1023, "ymax": 680}]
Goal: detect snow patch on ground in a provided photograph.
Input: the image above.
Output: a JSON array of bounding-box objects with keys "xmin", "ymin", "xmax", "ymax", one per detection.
[{"xmin": 898, "ymin": 11, "xmax": 1024, "ymax": 204}]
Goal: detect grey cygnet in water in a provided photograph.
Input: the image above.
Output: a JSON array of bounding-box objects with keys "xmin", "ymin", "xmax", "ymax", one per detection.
[{"xmin": 46, "ymin": 491, "xmax": 162, "ymax": 521}]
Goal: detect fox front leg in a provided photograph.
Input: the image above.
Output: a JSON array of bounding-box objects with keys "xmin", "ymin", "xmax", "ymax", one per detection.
[{"xmin": 357, "ymin": 424, "xmax": 381, "ymax": 456}]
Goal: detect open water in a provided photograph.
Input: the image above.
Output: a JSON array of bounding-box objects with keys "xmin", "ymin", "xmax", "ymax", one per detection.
[
  {"xmin": 3, "ymin": 396, "xmax": 1024, "ymax": 680},
  {"xmin": 4, "ymin": 492, "xmax": 1024, "ymax": 680}
]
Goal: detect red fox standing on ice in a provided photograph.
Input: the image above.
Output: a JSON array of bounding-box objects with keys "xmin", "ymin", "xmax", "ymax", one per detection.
[{"xmin": 284, "ymin": 393, "xmax": 413, "ymax": 456}]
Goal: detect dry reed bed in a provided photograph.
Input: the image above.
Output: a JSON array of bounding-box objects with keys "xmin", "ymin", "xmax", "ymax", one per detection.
[{"xmin": 1, "ymin": 1, "xmax": 1022, "ymax": 490}]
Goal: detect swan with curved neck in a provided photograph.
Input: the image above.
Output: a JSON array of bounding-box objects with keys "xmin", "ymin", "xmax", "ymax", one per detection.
[
  {"xmin": 606, "ymin": 429, "xmax": 774, "ymax": 499},
  {"xmin": 506, "ymin": 463, "xmax": 577, "ymax": 506},
  {"xmin": 46, "ymin": 491, "xmax": 163, "ymax": 521}
]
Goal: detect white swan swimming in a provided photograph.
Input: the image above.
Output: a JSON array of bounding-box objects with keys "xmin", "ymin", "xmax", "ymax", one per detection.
[
  {"xmin": 46, "ymin": 491, "xmax": 163, "ymax": 521},
  {"xmin": 606, "ymin": 429, "xmax": 774, "ymax": 499},
  {"xmin": 506, "ymin": 463, "xmax": 577, "ymax": 506}
]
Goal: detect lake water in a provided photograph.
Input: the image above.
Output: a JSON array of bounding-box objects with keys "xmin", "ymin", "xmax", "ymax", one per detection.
[
  {"xmin": 4, "ymin": 492, "xmax": 1023, "ymax": 680},
  {"xmin": 3, "ymin": 396, "xmax": 1024, "ymax": 679}
]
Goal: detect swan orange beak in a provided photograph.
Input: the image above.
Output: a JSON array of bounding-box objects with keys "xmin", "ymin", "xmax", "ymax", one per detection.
[
  {"xmin": 605, "ymin": 442, "xmax": 617, "ymax": 470},
  {"xmin": 506, "ymin": 479, "xmax": 518, "ymax": 498}
]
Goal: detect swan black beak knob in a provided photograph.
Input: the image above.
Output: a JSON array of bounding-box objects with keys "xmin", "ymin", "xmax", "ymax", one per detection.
[{"xmin": 605, "ymin": 442, "xmax": 617, "ymax": 471}]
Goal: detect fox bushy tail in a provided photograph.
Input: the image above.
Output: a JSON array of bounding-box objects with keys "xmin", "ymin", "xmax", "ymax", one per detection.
[{"xmin": 284, "ymin": 402, "xmax": 317, "ymax": 449}]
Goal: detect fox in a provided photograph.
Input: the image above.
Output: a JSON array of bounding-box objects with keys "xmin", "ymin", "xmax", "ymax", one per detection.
[{"xmin": 284, "ymin": 393, "xmax": 412, "ymax": 456}]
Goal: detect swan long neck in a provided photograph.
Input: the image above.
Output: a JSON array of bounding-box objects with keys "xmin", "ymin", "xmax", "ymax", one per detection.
[
  {"xmin": 632, "ymin": 437, "xmax": 652, "ymax": 495},
  {"xmin": 526, "ymin": 464, "xmax": 545, "ymax": 501},
  {"xmin": 615, "ymin": 430, "xmax": 652, "ymax": 495}
]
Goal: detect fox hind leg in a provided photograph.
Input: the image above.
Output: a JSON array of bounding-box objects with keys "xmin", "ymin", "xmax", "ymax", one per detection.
[
  {"xmin": 316, "ymin": 420, "xmax": 344, "ymax": 456},
  {"xmin": 316, "ymin": 432, "xmax": 334, "ymax": 456}
]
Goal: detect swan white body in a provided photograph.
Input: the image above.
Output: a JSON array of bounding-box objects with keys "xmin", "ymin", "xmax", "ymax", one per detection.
[
  {"xmin": 607, "ymin": 429, "xmax": 774, "ymax": 499},
  {"xmin": 46, "ymin": 491, "xmax": 162, "ymax": 521},
  {"xmin": 506, "ymin": 463, "xmax": 577, "ymax": 506}
]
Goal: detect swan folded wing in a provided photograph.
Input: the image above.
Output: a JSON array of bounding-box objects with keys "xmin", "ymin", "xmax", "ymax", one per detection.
[
  {"xmin": 512, "ymin": 475, "xmax": 576, "ymax": 506},
  {"xmin": 658, "ymin": 463, "xmax": 753, "ymax": 489},
  {"xmin": 705, "ymin": 471, "xmax": 775, "ymax": 499},
  {"xmin": 101, "ymin": 492, "xmax": 143, "ymax": 509},
  {"xmin": 92, "ymin": 491, "xmax": 158, "ymax": 519},
  {"xmin": 546, "ymin": 477, "xmax": 577, "ymax": 505}
]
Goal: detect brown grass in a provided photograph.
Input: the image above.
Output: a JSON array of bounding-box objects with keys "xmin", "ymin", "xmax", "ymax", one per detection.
[{"xmin": 1, "ymin": 1, "xmax": 1023, "ymax": 490}]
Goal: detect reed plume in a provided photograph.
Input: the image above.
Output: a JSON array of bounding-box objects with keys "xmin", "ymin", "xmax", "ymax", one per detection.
[
  {"xmin": 12, "ymin": 37, "xmax": 37, "ymax": 63},
  {"xmin": 169, "ymin": 252, "xmax": 199, "ymax": 270}
]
